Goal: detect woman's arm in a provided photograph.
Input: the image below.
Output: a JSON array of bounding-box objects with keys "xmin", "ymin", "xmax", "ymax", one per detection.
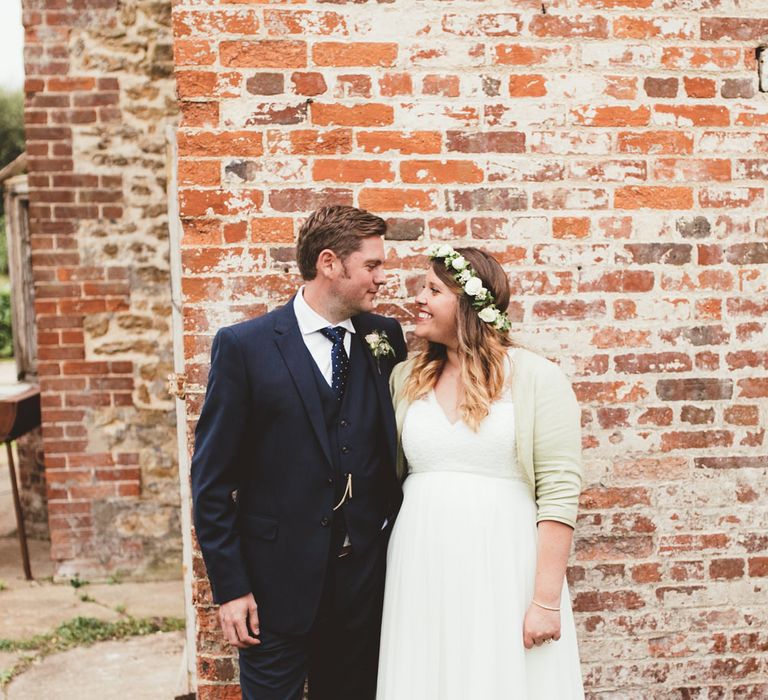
[{"xmin": 523, "ymin": 520, "xmax": 574, "ymax": 648}]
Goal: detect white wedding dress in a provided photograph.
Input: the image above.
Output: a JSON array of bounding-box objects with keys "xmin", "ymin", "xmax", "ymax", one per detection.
[{"xmin": 377, "ymin": 360, "xmax": 584, "ymax": 699}]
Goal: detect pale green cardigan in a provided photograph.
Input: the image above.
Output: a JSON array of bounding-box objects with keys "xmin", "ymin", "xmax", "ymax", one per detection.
[{"xmin": 390, "ymin": 347, "xmax": 583, "ymax": 528}]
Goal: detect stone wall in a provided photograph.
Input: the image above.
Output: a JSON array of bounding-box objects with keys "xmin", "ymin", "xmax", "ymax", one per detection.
[
  {"xmin": 173, "ymin": 2, "xmax": 768, "ymax": 698},
  {"xmin": 22, "ymin": 0, "xmax": 181, "ymax": 579}
]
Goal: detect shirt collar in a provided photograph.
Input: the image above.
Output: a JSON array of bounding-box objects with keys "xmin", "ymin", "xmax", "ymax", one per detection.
[{"xmin": 293, "ymin": 287, "xmax": 356, "ymax": 337}]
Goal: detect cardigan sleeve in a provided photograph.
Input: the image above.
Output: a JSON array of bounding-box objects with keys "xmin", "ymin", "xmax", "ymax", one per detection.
[{"xmin": 531, "ymin": 360, "xmax": 583, "ymax": 528}]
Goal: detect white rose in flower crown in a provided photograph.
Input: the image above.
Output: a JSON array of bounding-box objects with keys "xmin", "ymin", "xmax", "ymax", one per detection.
[
  {"xmin": 436, "ymin": 244, "xmax": 454, "ymax": 258},
  {"xmin": 451, "ymin": 255, "xmax": 468, "ymax": 271},
  {"xmin": 464, "ymin": 277, "xmax": 483, "ymax": 296},
  {"xmin": 478, "ymin": 307, "xmax": 499, "ymax": 323},
  {"xmin": 458, "ymin": 270, "xmax": 472, "ymax": 284}
]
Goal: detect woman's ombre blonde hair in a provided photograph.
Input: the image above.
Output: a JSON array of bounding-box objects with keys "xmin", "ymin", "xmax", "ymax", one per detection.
[{"xmin": 404, "ymin": 247, "xmax": 515, "ymax": 430}]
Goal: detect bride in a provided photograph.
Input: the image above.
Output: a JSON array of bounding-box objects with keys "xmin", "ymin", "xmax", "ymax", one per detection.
[{"xmin": 377, "ymin": 245, "xmax": 584, "ymax": 699}]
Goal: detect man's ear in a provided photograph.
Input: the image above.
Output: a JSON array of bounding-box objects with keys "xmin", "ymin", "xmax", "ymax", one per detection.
[{"xmin": 316, "ymin": 248, "xmax": 338, "ymax": 279}]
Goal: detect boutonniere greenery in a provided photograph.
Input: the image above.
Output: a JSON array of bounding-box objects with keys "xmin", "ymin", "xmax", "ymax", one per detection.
[{"xmin": 365, "ymin": 330, "xmax": 395, "ymax": 374}]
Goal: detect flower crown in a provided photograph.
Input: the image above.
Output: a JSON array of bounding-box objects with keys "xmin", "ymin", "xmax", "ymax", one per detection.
[{"xmin": 426, "ymin": 244, "xmax": 512, "ymax": 333}]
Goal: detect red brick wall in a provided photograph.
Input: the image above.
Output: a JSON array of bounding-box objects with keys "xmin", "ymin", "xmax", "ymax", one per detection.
[
  {"xmin": 173, "ymin": 4, "xmax": 768, "ymax": 698},
  {"xmin": 23, "ymin": 0, "xmax": 181, "ymax": 579}
]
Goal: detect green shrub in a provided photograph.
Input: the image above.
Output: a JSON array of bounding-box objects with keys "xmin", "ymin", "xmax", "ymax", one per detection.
[{"xmin": 0, "ymin": 285, "xmax": 12, "ymax": 358}]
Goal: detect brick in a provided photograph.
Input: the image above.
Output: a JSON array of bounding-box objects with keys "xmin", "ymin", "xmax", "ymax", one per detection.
[
  {"xmin": 553, "ymin": 217, "xmax": 590, "ymax": 240},
  {"xmin": 268, "ymin": 188, "xmax": 353, "ymax": 212},
  {"xmin": 263, "ymin": 9, "xmax": 347, "ymax": 36},
  {"xmin": 617, "ymin": 131, "xmax": 693, "ymax": 155},
  {"xmin": 662, "ymin": 47, "xmax": 741, "ymax": 70},
  {"xmin": 313, "ymin": 42, "xmax": 397, "ymax": 68},
  {"xmin": 245, "ymin": 73, "xmax": 284, "ymax": 96},
  {"xmin": 174, "ymin": 10, "xmax": 260, "ymax": 37},
  {"xmin": 643, "ymin": 77, "xmax": 678, "ymax": 98},
  {"xmin": 313, "ymin": 159, "xmax": 394, "ymax": 183},
  {"xmin": 683, "ymin": 77, "xmax": 716, "ymax": 99},
  {"xmin": 726, "ymin": 243, "xmax": 768, "ymax": 265},
  {"xmin": 699, "ymin": 188, "xmax": 763, "ymax": 209},
  {"xmin": 358, "ymin": 188, "xmax": 439, "ymax": 213},
  {"xmin": 737, "ymin": 378, "xmax": 768, "ymax": 399},
  {"xmin": 654, "ymin": 159, "xmax": 731, "ymax": 182},
  {"xmin": 614, "ymin": 353, "xmax": 692, "ymax": 374},
  {"xmin": 614, "ymin": 16, "xmax": 695, "ymax": 40},
  {"xmin": 572, "ymin": 105, "xmax": 650, "ymax": 127},
  {"xmin": 724, "ymin": 405, "xmax": 759, "ymax": 426},
  {"xmin": 445, "ymin": 188, "xmax": 527, "ymax": 212},
  {"xmin": 700, "ymin": 18, "xmax": 768, "ymax": 41},
  {"xmin": 358, "ymin": 131, "xmax": 441, "ymax": 155},
  {"xmin": 219, "ymin": 40, "xmax": 306, "ymax": 68},
  {"xmin": 721, "ymin": 78, "xmax": 755, "ymax": 99},
  {"xmin": 178, "ymin": 131, "xmax": 263, "ymax": 158},
  {"xmin": 180, "ymin": 101, "xmax": 218, "ymax": 128},
  {"xmin": 442, "ymin": 12, "xmax": 522, "ymax": 37},
  {"xmin": 494, "ymin": 44, "xmax": 569, "ymax": 67},
  {"xmin": 422, "ymin": 74, "xmax": 460, "ymax": 98},
  {"xmin": 615, "ymin": 187, "xmax": 693, "ymax": 210},
  {"xmin": 311, "ymin": 103, "xmax": 393, "ymax": 127},
  {"xmin": 530, "ymin": 15, "xmax": 609, "ymax": 39},
  {"xmin": 384, "ymin": 218, "xmax": 424, "ymax": 241},
  {"xmin": 579, "ymin": 270, "xmax": 654, "ymax": 292},
  {"xmin": 661, "ymin": 430, "xmax": 733, "ymax": 451},
  {"xmin": 335, "ymin": 74, "xmax": 371, "ymax": 99},
  {"xmin": 656, "ymin": 379, "xmax": 733, "ymax": 401},
  {"xmin": 272, "ymin": 129, "xmax": 353, "ymax": 156},
  {"xmin": 533, "ymin": 300, "xmax": 606, "ymax": 321},
  {"xmin": 681, "ymin": 405, "xmax": 715, "ymax": 425},
  {"xmin": 378, "ymin": 73, "xmax": 412, "ymax": 97},
  {"xmin": 174, "ymin": 39, "xmax": 216, "ymax": 66},
  {"xmin": 676, "ymin": 216, "xmax": 711, "ymax": 239},
  {"xmin": 290, "ymin": 72, "xmax": 327, "ymax": 96},
  {"xmin": 508, "ymin": 74, "xmax": 547, "ymax": 97},
  {"xmin": 446, "ymin": 131, "xmax": 525, "ymax": 154},
  {"xmin": 401, "ymin": 160, "xmax": 483, "ymax": 185},
  {"xmin": 175, "ymin": 71, "xmax": 240, "ymax": 99},
  {"xmin": 654, "ymin": 104, "xmax": 730, "ymax": 128}
]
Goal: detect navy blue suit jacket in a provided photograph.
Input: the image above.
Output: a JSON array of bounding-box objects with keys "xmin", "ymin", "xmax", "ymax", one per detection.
[{"xmin": 191, "ymin": 300, "xmax": 407, "ymax": 634}]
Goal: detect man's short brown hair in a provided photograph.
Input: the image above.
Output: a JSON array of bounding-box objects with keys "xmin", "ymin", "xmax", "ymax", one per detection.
[{"xmin": 296, "ymin": 205, "xmax": 387, "ymax": 280}]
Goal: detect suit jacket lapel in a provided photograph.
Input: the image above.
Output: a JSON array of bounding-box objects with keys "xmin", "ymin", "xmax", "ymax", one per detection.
[
  {"xmin": 273, "ymin": 301, "xmax": 333, "ymax": 468},
  {"xmin": 352, "ymin": 317, "xmax": 397, "ymax": 465}
]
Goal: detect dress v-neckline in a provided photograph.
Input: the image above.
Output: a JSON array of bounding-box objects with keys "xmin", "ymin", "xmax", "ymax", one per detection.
[{"xmin": 429, "ymin": 388, "xmax": 463, "ymax": 427}]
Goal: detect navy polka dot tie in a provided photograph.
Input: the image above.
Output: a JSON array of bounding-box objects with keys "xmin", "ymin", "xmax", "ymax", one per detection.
[{"xmin": 320, "ymin": 326, "xmax": 349, "ymax": 401}]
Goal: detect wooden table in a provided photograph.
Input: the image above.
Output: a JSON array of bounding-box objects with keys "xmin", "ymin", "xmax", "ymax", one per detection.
[{"xmin": 0, "ymin": 384, "xmax": 41, "ymax": 580}]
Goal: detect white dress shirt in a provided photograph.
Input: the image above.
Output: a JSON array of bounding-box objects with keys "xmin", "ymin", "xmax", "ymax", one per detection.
[{"xmin": 293, "ymin": 287, "xmax": 355, "ymax": 387}]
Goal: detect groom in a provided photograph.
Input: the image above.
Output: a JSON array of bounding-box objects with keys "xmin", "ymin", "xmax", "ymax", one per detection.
[{"xmin": 191, "ymin": 205, "xmax": 407, "ymax": 699}]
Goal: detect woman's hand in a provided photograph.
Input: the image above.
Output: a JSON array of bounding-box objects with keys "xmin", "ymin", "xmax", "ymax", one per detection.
[{"xmin": 523, "ymin": 603, "xmax": 561, "ymax": 649}]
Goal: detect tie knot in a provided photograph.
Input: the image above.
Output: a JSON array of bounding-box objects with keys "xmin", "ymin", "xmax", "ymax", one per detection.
[{"xmin": 320, "ymin": 326, "xmax": 346, "ymax": 345}]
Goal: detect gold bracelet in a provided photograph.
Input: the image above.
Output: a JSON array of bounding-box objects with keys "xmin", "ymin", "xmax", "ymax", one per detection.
[{"xmin": 532, "ymin": 599, "xmax": 560, "ymax": 612}]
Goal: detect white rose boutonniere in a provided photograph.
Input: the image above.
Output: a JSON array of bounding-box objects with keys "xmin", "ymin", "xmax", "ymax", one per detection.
[{"xmin": 365, "ymin": 330, "xmax": 395, "ymax": 374}]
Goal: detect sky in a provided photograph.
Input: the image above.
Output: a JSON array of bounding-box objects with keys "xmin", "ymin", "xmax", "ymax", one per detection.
[{"xmin": 0, "ymin": 1, "xmax": 24, "ymax": 93}]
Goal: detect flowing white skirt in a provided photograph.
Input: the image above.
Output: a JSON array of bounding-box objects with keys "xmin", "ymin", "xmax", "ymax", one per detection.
[{"xmin": 377, "ymin": 471, "xmax": 584, "ymax": 700}]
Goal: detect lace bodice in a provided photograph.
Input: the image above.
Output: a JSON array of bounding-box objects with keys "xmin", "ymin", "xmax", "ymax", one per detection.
[{"xmin": 401, "ymin": 375, "xmax": 524, "ymax": 482}]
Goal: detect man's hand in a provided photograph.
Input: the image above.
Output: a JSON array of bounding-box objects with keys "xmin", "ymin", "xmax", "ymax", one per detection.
[
  {"xmin": 522, "ymin": 603, "xmax": 561, "ymax": 650},
  {"xmin": 218, "ymin": 592, "xmax": 260, "ymax": 648}
]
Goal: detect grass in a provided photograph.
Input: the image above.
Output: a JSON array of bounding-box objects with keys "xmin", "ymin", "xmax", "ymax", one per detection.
[{"xmin": 0, "ymin": 615, "xmax": 185, "ymax": 687}]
